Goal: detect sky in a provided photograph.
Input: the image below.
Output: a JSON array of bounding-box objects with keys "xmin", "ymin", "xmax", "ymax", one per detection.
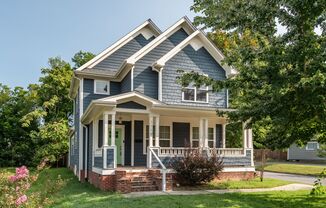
[{"xmin": 0, "ymin": 0, "xmax": 196, "ymax": 88}]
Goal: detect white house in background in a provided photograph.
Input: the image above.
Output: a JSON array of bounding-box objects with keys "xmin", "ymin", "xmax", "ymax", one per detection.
[{"xmin": 288, "ymin": 141, "xmax": 325, "ymax": 161}]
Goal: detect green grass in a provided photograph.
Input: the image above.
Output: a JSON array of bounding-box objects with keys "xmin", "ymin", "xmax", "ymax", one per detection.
[
  {"xmin": 205, "ymin": 178, "xmax": 292, "ymax": 189},
  {"xmin": 3, "ymin": 167, "xmax": 326, "ymax": 207},
  {"xmin": 259, "ymin": 163, "xmax": 326, "ymax": 176}
]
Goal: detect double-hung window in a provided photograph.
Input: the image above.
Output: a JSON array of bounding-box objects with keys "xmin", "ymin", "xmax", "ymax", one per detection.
[
  {"xmin": 192, "ymin": 127, "xmax": 199, "ymax": 147},
  {"xmin": 192, "ymin": 127, "xmax": 214, "ymax": 148},
  {"xmin": 182, "ymin": 86, "xmax": 208, "ymax": 103},
  {"xmin": 94, "ymin": 80, "xmax": 110, "ymax": 95},
  {"xmin": 145, "ymin": 126, "xmax": 171, "ymax": 153}
]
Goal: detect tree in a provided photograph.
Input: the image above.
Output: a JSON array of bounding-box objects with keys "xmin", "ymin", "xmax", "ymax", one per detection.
[
  {"xmin": 72, "ymin": 50, "xmax": 95, "ymax": 69},
  {"xmin": 179, "ymin": 0, "xmax": 326, "ymax": 149},
  {"xmin": 0, "ymin": 85, "xmax": 38, "ymax": 167}
]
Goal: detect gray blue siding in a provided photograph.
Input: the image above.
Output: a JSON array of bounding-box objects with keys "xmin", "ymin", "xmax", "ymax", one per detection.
[
  {"xmin": 92, "ymin": 34, "xmax": 155, "ymax": 74},
  {"xmin": 121, "ymin": 71, "xmax": 132, "ymax": 93},
  {"xmin": 87, "ymin": 123, "xmax": 93, "ymax": 171},
  {"xmin": 163, "ymin": 45, "xmax": 227, "ymax": 108},
  {"xmin": 94, "ymin": 156, "xmax": 103, "ymax": 168},
  {"xmin": 107, "ymin": 149, "xmax": 114, "ymax": 168},
  {"xmin": 133, "ymin": 28, "xmax": 189, "ymax": 99},
  {"xmin": 117, "ymin": 101, "xmax": 146, "ymax": 110},
  {"xmin": 83, "ymin": 79, "xmax": 121, "ymax": 112}
]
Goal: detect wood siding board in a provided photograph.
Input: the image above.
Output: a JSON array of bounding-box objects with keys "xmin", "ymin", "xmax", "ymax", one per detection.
[
  {"xmin": 116, "ymin": 101, "xmax": 146, "ymax": 110},
  {"xmin": 92, "ymin": 34, "xmax": 155, "ymax": 73},
  {"xmin": 133, "ymin": 28, "xmax": 189, "ymax": 99},
  {"xmin": 288, "ymin": 144, "xmax": 324, "ymax": 160},
  {"xmin": 163, "ymin": 45, "xmax": 227, "ymax": 108}
]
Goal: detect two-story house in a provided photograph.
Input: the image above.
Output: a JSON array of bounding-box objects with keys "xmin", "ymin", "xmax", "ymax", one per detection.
[{"xmin": 68, "ymin": 17, "xmax": 255, "ymax": 193}]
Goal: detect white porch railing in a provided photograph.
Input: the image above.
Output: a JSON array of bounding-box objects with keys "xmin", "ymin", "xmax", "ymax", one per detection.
[
  {"xmin": 211, "ymin": 148, "xmax": 245, "ymax": 156},
  {"xmin": 159, "ymin": 147, "xmax": 244, "ymax": 156}
]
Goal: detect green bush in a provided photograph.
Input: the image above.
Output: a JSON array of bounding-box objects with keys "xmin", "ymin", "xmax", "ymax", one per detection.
[{"xmin": 171, "ymin": 149, "xmax": 223, "ymax": 186}]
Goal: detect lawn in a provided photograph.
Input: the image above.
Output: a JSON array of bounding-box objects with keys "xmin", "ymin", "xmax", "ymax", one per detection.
[
  {"xmin": 2, "ymin": 167, "xmax": 326, "ymax": 208},
  {"xmin": 259, "ymin": 163, "xmax": 326, "ymax": 176}
]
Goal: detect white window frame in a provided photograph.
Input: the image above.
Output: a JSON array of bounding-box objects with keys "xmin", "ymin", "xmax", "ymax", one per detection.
[
  {"xmin": 182, "ymin": 86, "xmax": 209, "ymax": 103},
  {"xmin": 143, "ymin": 125, "xmax": 172, "ymax": 154},
  {"xmin": 94, "ymin": 80, "xmax": 110, "ymax": 95},
  {"xmin": 306, "ymin": 142, "xmax": 319, "ymax": 151},
  {"xmin": 191, "ymin": 127, "xmax": 200, "ymax": 148}
]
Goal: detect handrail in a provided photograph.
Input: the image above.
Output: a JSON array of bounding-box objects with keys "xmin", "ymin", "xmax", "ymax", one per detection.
[{"xmin": 149, "ymin": 148, "xmax": 167, "ymax": 192}]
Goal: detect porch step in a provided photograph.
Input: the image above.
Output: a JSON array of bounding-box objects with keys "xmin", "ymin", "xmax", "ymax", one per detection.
[
  {"xmin": 131, "ymin": 185, "xmax": 158, "ymax": 192},
  {"xmin": 126, "ymin": 172, "xmax": 159, "ymax": 192}
]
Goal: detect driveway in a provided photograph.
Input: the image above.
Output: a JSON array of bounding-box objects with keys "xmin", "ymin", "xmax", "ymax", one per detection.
[{"xmin": 264, "ymin": 171, "xmax": 326, "ymax": 185}]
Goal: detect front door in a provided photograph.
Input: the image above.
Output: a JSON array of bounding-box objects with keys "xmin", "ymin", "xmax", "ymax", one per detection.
[{"xmin": 109, "ymin": 128, "xmax": 123, "ymax": 165}]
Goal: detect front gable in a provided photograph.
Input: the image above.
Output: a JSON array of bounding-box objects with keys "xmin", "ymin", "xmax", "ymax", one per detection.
[{"xmin": 117, "ymin": 101, "xmax": 147, "ymax": 110}]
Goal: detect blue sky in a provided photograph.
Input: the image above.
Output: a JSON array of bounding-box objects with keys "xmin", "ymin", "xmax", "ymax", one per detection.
[{"xmin": 0, "ymin": 0, "xmax": 195, "ymax": 88}]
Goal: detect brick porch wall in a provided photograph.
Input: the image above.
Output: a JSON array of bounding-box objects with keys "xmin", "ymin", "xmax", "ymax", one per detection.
[{"xmin": 81, "ymin": 169, "xmax": 255, "ymax": 193}]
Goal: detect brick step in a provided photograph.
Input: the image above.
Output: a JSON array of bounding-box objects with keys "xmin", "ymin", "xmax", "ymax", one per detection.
[
  {"xmin": 131, "ymin": 185, "xmax": 158, "ymax": 192},
  {"xmin": 131, "ymin": 181, "xmax": 156, "ymax": 187},
  {"xmin": 131, "ymin": 176, "xmax": 153, "ymax": 182}
]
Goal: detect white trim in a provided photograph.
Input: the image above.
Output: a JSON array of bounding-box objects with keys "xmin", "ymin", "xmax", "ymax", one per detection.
[
  {"xmin": 75, "ymin": 20, "xmax": 161, "ymax": 72},
  {"xmin": 222, "ymin": 167, "xmax": 256, "ymax": 172},
  {"xmin": 153, "ymin": 30, "xmax": 237, "ymax": 77},
  {"xmin": 126, "ymin": 17, "xmax": 195, "ymax": 65},
  {"xmin": 94, "ymin": 80, "xmax": 110, "ymax": 95},
  {"xmin": 83, "ymin": 125, "xmax": 88, "ymax": 178},
  {"xmin": 158, "ymin": 69, "xmax": 163, "ymax": 101},
  {"xmin": 92, "ymin": 167, "xmax": 115, "ymax": 175},
  {"xmin": 78, "ymin": 78, "xmax": 84, "ymax": 181},
  {"xmin": 130, "ymin": 66, "xmax": 134, "ymax": 91},
  {"xmin": 306, "ymin": 141, "xmax": 319, "ymax": 151},
  {"xmin": 181, "ymin": 86, "xmax": 209, "ymax": 103}
]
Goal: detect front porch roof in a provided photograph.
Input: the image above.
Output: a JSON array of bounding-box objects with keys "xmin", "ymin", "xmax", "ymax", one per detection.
[
  {"xmin": 81, "ymin": 91, "xmax": 165, "ymax": 123},
  {"xmin": 81, "ymin": 91, "xmax": 235, "ymax": 124}
]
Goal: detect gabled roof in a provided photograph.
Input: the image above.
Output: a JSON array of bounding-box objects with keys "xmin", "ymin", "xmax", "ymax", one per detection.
[
  {"xmin": 75, "ymin": 19, "xmax": 161, "ymax": 72},
  {"xmin": 153, "ymin": 30, "xmax": 237, "ymax": 77},
  {"xmin": 114, "ymin": 16, "xmax": 197, "ymax": 77}
]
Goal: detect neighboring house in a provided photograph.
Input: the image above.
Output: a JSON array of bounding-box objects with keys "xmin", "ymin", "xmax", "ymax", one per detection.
[
  {"xmin": 68, "ymin": 16, "xmax": 255, "ymax": 193},
  {"xmin": 288, "ymin": 142, "xmax": 325, "ymax": 161}
]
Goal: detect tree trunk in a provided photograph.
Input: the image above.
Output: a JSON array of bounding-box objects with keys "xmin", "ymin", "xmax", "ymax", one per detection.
[{"xmin": 260, "ymin": 149, "xmax": 266, "ymax": 182}]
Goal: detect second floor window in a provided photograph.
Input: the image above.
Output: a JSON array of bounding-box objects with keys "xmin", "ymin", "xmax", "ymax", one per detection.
[
  {"xmin": 94, "ymin": 80, "xmax": 110, "ymax": 95},
  {"xmin": 182, "ymin": 86, "xmax": 208, "ymax": 103}
]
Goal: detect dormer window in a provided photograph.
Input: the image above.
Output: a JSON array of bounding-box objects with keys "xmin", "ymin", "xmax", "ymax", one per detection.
[
  {"xmin": 182, "ymin": 86, "xmax": 209, "ymax": 103},
  {"xmin": 94, "ymin": 80, "xmax": 110, "ymax": 95}
]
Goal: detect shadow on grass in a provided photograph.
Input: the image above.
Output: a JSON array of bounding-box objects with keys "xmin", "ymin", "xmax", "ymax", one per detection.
[{"xmin": 31, "ymin": 168, "xmax": 326, "ymax": 208}]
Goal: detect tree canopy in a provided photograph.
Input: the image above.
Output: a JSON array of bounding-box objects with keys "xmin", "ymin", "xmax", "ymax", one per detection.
[
  {"xmin": 179, "ymin": 0, "xmax": 326, "ymax": 149},
  {"xmin": 0, "ymin": 51, "xmax": 95, "ymax": 167}
]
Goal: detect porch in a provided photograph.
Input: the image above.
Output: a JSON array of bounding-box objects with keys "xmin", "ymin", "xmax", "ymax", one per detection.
[{"xmin": 81, "ymin": 92, "xmax": 254, "ymax": 175}]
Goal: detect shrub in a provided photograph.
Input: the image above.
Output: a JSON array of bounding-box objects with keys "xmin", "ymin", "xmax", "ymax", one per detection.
[
  {"xmin": 171, "ymin": 149, "xmax": 223, "ymax": 186},
  {"xmin": 311, "ymin": 168, "xmax": 326, "ymax": 195},
  {"xmin": 0, "ymin": 159, "xmax": 66, "ymax": 208}
]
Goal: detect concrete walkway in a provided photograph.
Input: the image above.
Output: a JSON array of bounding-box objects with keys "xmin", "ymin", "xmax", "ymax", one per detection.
[
  {"xmin": 124, "ymin": 183, "xmax": 312, "ymax": 198},
  {"xmin": 264, "ymin": 171, "xmax": 326, "ymax": 185}
]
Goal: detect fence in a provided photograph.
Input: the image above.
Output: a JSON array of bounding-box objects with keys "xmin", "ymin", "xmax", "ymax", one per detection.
[{"xmin": 254, "ymin": 149, "xmax": 287, "ymax": 161}]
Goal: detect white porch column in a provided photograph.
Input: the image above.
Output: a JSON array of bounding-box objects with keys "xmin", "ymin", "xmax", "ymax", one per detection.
[
  {"xmin": 149, "ymin": 114, "xmax": 154, "ymax": 147},
  {"xmin": 111, "ymin": 113, "xmax": 116, "ymax": 146},
  {"xmin": 155, "ymin": 115, "xmax": 160, "ymax": 147},
  {"xmin": 222, "ymin": 124, "xmax": 226, "ymax": 148},
  {"xmin": 242, "ymin": 122, "xmax": 247, "ymax": 149},
  {"xmin": 103, "ymin": 113, "xmax": 109, "ymax": 146},
  {"xmin": 199, "ymin": 119, "xmax": 204, "ymax": 148},
  {"xmin": 247, "ymin": 128, "xmax": 253, "ymax": 148},
  {"xmin": 204, "ymin": 119, "xmax": 209, "ymax": 148}
]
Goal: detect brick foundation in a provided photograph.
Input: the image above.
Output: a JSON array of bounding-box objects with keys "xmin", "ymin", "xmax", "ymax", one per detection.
[
  {"xmin": 216, "ymin": 171, "xmax": 255, "ymax": 181},
  {"xmin": 76, "ymin": 169, "xmax": 255, "ymax": 193}
]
